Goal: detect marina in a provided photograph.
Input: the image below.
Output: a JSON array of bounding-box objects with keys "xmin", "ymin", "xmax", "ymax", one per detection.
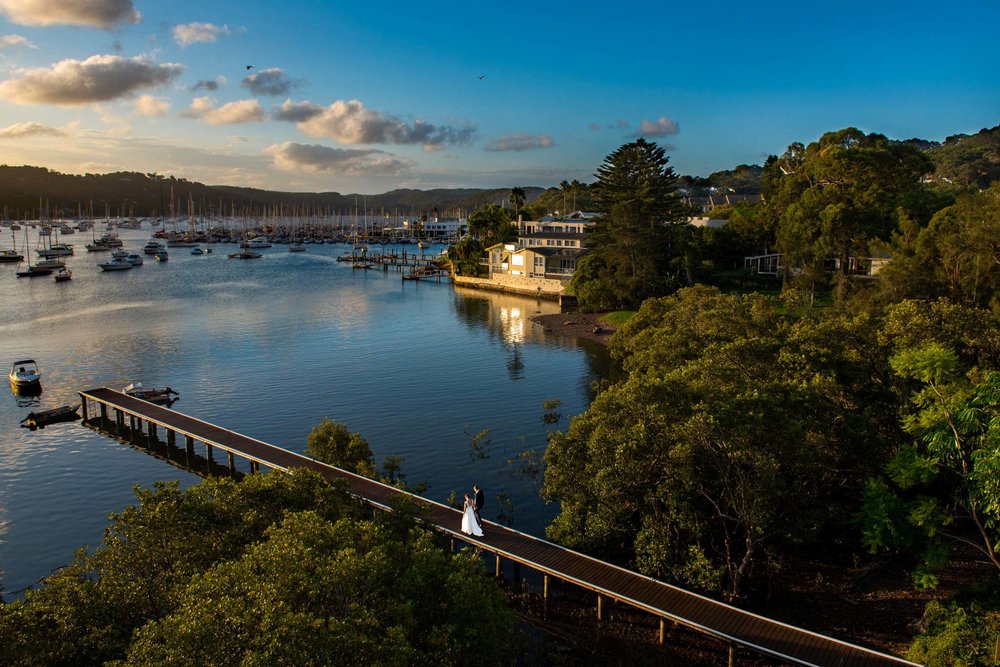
[{"xmin": 0, "ymin": 226, "xmax": 603, "ymax": 600}]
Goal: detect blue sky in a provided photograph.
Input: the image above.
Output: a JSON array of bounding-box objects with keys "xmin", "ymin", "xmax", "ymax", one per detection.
[{"xmin": 0, "ymin": 0, "xmax": 997, "ymax": 193}]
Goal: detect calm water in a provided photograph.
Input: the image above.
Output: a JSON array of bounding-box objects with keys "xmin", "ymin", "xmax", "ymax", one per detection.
[{"xmin": 0, "ymin": 227, "xmax": 606, "ymax": 596}]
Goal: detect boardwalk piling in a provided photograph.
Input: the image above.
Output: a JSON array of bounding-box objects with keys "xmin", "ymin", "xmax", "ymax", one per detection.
[
  {"xmin": 228, "ymin": 451, "xmax": 236, "ymax": 473},
  {"xmin": 659, "ymin": 619, "xmax": 666, "ymax": 646},
  {"xmin": 728, "ymin": 643, "xmax": 736, "ymax": 667},
  {"xmin": 495, "ymin": 555, "xmax": 502, "ymax": 578},
  {"xmin": 543, "ymin": 574, "xmax": 550, "ymax": 605},
  {"xmin": 597, "ymin": 594, "xmax": 604, "ymax": 621}
]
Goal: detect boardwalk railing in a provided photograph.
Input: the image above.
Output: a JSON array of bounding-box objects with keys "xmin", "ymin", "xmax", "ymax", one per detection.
[{"xmin": 79, "ymin": 388, "xmax": 921, "ymax": 667}]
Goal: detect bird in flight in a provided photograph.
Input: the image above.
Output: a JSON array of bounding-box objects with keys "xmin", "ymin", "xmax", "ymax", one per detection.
[
  {"xmin": 246, "ymin": 65, "xmax": 254, "ymax": 70},
  {"xmin": 478, "ymin": 75, "xmax": 486, "ymax": 80}
]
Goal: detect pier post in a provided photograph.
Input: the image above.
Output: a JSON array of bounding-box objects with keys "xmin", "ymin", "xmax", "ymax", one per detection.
[
  {"xmin": 597, "ymin": 594, "xmax": 604, "ymax": 621},
  {"xmin": 166, "ymin": 429, "xmax": 175, "ymax": 447},
  {"xmin": 129, "ymin": 416, "xmax": 137, "ymax": 442},
  {"xmin": 147, "ymin": 423, "xmax": 157, "ymax": 447},
  {"xmin": 728, "ymin": 643, "xmax": 736, "ymax": 667},
  {"xmin": 205, "ymin": 444, "xmax": 214, "ymax": 467},
  {"xmin": 250, "ymin": 460, "xmax": 260, "ymax": 474},
  {"xmin": 543, "ymin": 575, "xmax": 550, "ymax": 605},
  {"xmin": 116, "ymin": 410, "xmax": 125, "ymax": 436},
  {"xmin": 80, "ymin": 398, "xmax": 89, "ymax": 422},
  {"xmin": 228, "ymin": 451, "xmax": 236, "ymax": 474},
  {"xmin": 495, "ymin": 555, "xmax": 502, "ymax": 579},
  {"xmin": 185, "ymin": 436, "xmax": 195, "ymax": 458},
  {"xmin": 99, "ymin": 403, "xmax": 108, "ymax": 427},
  {"xmin": 659, "ymin": 619, "xmax": 666, "ymax": 646}
]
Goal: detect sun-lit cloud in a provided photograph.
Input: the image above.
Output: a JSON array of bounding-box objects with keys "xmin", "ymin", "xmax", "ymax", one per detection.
[
  {"xmin": 180, "ymin": 96, "xmax": 263, "ymax": 125},
  {"xmin": 0, "ymin": 121, "xmax": 65, "ymax": 138},
  {"xmin": 172, "ymin": 22, "xmax": 231, "ymax": 47},
  {"xmin": 0, "ymin": 0, "xmax": 140, "ymax": 28},
  {"xmin": 0, "ymin": 55, "xmax": 182, "ymax": 105},
  {"xmin": 484, "ymin": 132, "xmax": 554, "ymax": 152},
  {"xmin": 637, "ymin": 116, "xmax": 679, "ymax": 136},
  {"xmin": 133, "ymin": 94, "xmax": 168, "ymax": 116},
  {"xmin": 0, "ymin": 33, "xmax": 35, "ymax": 49},
  {"xmin": 296, "ymin": 99, "xmax": 476, "ymax": 150},
  {"xmin": 241, "ymin": 67, "xmax": 296, "ymax": 96},
  {"xmin": 272, "ymin": 98, "xmax": 322, "ymax": 122},
  {"xmin": 265, "ymin": 141, "xmax": 412, "ymax": 175}
]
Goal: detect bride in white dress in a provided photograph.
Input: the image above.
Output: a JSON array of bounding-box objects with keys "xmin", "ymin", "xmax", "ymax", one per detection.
[{"xmin": 461, "ymin": 493, "xmax": 484, "ymax": 536}]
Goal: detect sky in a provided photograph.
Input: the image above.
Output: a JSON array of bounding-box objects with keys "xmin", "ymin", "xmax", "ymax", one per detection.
[{"xmin": 0, "ymin": 0, "xmax": 997, "ymax": 194}]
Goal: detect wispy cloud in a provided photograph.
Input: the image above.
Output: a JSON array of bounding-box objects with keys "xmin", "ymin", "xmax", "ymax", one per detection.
[
  {"xmin": 0, "ymin": 33, "xmax": 35, "ymax": 49},
  {"xmin": 484, "ymin": 132, "xmax": 554, "ymax": 152},
  {"xmin": 172, "ymin": 22, "xmax": 232, "ymax": 47},
  {"xmin": 272, "ymin": 98, "xmax": 322, "ymax": 122},
  {"xmin": 295, "ymin": 99, "xmax": 476, "ymax": 150},
  {"xmin": 0, "ymin": 0, "xmax": 140, "ymax": 28},
  {"xmin": 133, "ymin": 94, "xmax": 168, "ymax": 117},
  {"xmin": 241, "ymin": 68, "xmax": 296, "ymax": 96},
  {"xmin": 0, "ymin": 55, "xmax": 182, "ymax": 105},
  {"xmin": 637, "ymin": 116, "xmax": 679, "ymax": 137},
  {"xmin": 180, "ymin": 96, "xmax": 263, "ymax": 125},
  {"xmin": 0, "ymin": 121, "xmax": 65, "ymax": 138},
  {"xmin": 266, "ymin": 141, "xmax": 412, "ymax": 176}
]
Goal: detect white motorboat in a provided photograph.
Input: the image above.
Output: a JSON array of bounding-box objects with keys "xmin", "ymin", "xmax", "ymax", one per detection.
[
  {"xmin": 242, "ymin": 236, "xmax": 272, "ymax": 249},
  {"xmin": 143, "ymin": 240, "xmax": 165, "ymax": 255},
  {"xmin": 99, "ymin": 257, "xmax": 133, "ymax": 271},
  {"xmin": 123, "ymin": 382, "xmax": 178, "ymax": 405},
  {"xmin": 9, "ymin": 359, "xmax": 41, "ymax": 387},
  {"xmin": 35, "ymin": 257, "xmax": 65, "ymax": 269}
]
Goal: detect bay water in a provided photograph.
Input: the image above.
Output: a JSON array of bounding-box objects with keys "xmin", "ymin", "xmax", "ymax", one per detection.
[{"xmin": 0, "ymin": 227, "xmax": 607, "ymax": 596}]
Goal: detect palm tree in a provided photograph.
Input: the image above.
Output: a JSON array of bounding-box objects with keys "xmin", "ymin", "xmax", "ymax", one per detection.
[{"xmin": 508, "ymin": 187, "xmax": 525, "ymax": 218}]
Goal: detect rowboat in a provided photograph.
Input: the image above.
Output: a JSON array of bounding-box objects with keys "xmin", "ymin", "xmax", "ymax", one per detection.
[
  {"xmin": 20, "ymin": 404, "xmax": 80, "ymax": 429},
  {"xmin": 124, "ymin": 382, "xmax": 179, "ymax": 405}
]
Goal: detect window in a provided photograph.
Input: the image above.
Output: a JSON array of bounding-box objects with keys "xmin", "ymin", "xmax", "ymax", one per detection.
[{"xmin": 511, "ymin": 255, "xmax": 524, "ymax": 267}]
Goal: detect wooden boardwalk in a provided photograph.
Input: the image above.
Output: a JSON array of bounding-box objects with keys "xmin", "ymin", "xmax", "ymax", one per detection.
[{"xmin": 79, "ymin": 388, "xmax": 920, "ymax": 667}]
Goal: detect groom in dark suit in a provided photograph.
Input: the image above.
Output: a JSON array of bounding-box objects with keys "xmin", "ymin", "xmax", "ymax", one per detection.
[{"xmin": 473, "ymin": 484, "xmax": 484, "ymax": 523}]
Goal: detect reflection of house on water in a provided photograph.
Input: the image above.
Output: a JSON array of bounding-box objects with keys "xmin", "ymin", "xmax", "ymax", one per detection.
[{"xmin": 451, "ymin": 287, "xmax": 560, "ymax": 349}]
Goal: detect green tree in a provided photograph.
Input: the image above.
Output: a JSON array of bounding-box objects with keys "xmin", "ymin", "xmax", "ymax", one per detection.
[
  {"xmin": 467, "ymin": 203, "xmax": 516, "ymax": 248},
  {"xmin": 305, "ymin": 418, "xmax": 376, "ymax": 477},
  {"xmin": 508, "ymin": 186, "xmax": 525, "ymax": 218},
  {"xmin": 543, "ymin": 286, "xmax": 894, "ymax": 599},
  {"xmin": 771, "ymin": 128, "xmax": 933, "ymax": 303},
  {"xmin": 570, "ymin": 139, "xmax": 692, "ymax": 311},
  {"xmin": 863, "ymin": 345, "xmax": 1000, "ymax": 587}
]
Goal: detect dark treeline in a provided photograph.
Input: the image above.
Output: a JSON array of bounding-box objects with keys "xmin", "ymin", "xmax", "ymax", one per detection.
[{"xmin": 0, "ymin": 165, "xmax": 544, "ymax": 219}]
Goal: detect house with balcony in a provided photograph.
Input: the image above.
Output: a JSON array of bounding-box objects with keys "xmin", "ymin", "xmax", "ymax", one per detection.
[{"xmin": 481, "ymin": 211, "xmax": 598, "ymax": 283}]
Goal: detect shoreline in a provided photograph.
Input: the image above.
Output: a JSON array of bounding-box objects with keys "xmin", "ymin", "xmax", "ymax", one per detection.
[{"xmin": 530, "ymin": 312, "xmax": 616, "ymax": 346}]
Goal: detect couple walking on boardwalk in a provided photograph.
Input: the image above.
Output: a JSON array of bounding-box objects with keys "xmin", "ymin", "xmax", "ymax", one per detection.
[{"xmin": 461, "ymin": 484, "xmax": 485, "ymax": 537}]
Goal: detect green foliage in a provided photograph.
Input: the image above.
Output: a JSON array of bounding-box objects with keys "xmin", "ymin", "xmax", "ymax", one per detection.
[
  {"xmin": 769, "ymin": 128, "xmax": 934, "ymax": 303},
  {"xmin": 305, "ymin": 417, "xmax": 376, "ymax": 477},
  {"xmin": 863, "ymin": 343, "xmax": 1000, "ymax": 586},
  {"xmin": 907, "ymin": 578, "xmax": 1000, "ymax": 666},
  {"xmin": 543, "ymin": 286, "xmax": 897, "ymax": 599},
  {"xmin": 446, "ymin": 236, "xmax": 486, "ymax": 277},
  {"xmin": 925, "ymin": 124, "xmax": 1000, "ymax": 191},
  {"xmin": 601, "ymin": 311, "xmax": 637, "ymax": 327},
  {"xmin": 878, "ymin": 185, "xmax": 1000, "ymax": 310},
  {"xmin": 467, "ymin": 204, "xmax": 516, "ymax": 247},
  {"xmin": 0, "ymin": 471, "xmax": 517, "ymax": 666},
  {"xmin": 570, "ymin": 139, "xmax": 694, "ymax": 311}
]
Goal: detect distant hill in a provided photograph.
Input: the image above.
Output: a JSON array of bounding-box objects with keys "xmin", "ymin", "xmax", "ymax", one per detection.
[
  {"xmin": 0, "ymin": 165, "xmax": 544, "ymax": 219},
  {"xmin": 924, "ymin": 124, "xmax": 1000, "ymax": 190}
]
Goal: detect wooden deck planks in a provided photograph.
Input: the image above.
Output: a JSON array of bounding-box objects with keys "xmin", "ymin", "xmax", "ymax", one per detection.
[{"xmin": 79, "ymin": 388, "xmax": 920, "ymax": 667}]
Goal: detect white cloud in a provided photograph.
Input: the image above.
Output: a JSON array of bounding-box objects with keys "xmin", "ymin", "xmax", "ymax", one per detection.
[
  {"xmin": 241, "ymin": 68, "xmax": 295, "ymax": 96},
  {"xmin": 0, "ymin": 0, "xmax": 140, "ymax": 28},
  {"xmin": 484, "ymin": 132, "xmax": 554, "ymax": 152},
  {"xmin": 298, "ymin": 99, "xmax": 475, "ymax": 149},
  {"xmin": 0, "ymin": 121, "xmax": 65, "ymax": 138},
  {"xmin": 134, "ymin": 94, "xmax": 168, "ymax": 116},
  {"xmin": 0, "ymin": 33, "xmax": 35, "ymax": 49},
  {"xmin": 637, "ymin": 116, "xmax": 679, "ymax": 136},
  {"xmin": 0, "ymin": 55, "xmax": 182, "ymax": 105},
  {"xmin": 265, "ymin": 141, "xmax": 412, "ymax": 176},
  {"xmin": 172, "ymin": 22, "xmax": 231, "ymax": 47},
  {"xmin": 180, "ymin": 96, "xmax": 263, "ymax": 125}
]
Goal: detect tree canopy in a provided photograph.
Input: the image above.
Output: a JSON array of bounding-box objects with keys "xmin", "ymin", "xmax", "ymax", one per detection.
[{"xmin": 570, "ymin": 139, "xmax": 693, "ymax": 311}]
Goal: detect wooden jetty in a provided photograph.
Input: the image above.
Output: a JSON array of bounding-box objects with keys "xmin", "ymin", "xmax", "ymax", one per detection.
[{"xmin": 78, "ymin": 387, "xmax": 919, "ymax": 667}]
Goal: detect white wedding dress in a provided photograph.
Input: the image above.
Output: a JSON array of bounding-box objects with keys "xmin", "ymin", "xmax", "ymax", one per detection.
[{"xmin": 461, "ymin": 503, "xmax": 484, "ymax": 536}]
